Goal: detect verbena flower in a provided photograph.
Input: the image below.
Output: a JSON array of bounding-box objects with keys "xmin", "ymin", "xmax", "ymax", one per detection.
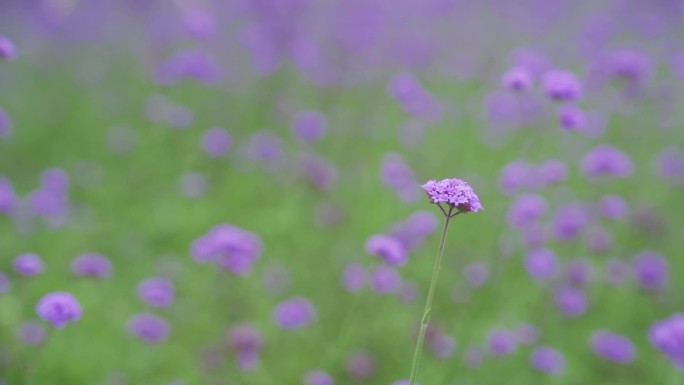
[
  {"xmin": 13, "ymin": 253, "xmax": 45, "ymax": 277},
  {"xmin": 371, "ymin": 265, "xmax": 402, "ymax": 294},
  {"xmin": 303, "ymin": 370, "xmax": 335, "ymax": 385},
  {"xmin": 71, "ymin": 253, "xmax": 113, "ymax": 278},
  {"xmin": 36, "ymin": 292, "xmax": 82, "ymax": 329},
  {"xmin": 488, "ymin": 328, "xmax": 518, "ymax": 356},
  {"xmin": 649, "ymin": 313, "xmax": 684, "ymax": 368},
  {"xmin": 228, "ymin": 323, "xmax": 263, "ymax": 371},
  {"xmin": 17, "ymin": 321, "xmax": 47, "ymax": 345},
  {"xmin": 554, "ymin": 287, "xmax": 588, "ymax": 317},
  {"xmin": 525, "ymin": 248, "xmax": 558, "ymax": 280},
  {"xmin": 138, "ymin": 277, "xmax": 175, "ymax": 308},
  {"xmin": 558, "ymin": 105, "xmax": 586, "ymax": 131},
  {"xmin": 342, "ymin": 263, "xmax": 368, "ymax": 293},
  {"xmin": 365, "ymin": 234, "xmax": 407, "ymax": 266},
  {"xmin": 599, "ymin": 195, "xmax": 629, "ymax": 220},
  {"xmin": 632, "ymin": 251, "xmax": 668, "ymax": 290},
  {"xmin": 530, "ymin": 347, "xmax": 565, "ymax": 374},
  {"xmin": 506, "ymin": 193, "xmax": 548, "ymax": 228},
  {"xmin": 0, "ymin": 35, "xmax": 17, "ymax": 60},
  {"xmin": 273, "ymin": 297, "xmax": 316, "ymax": 329},
  {"xmin": 292, "ymin": 110, "xmax": 327, "ymax": 143},
  {"xmin": 127, "ymin": 313, "xmax": 170, "ymax": 344},
  {"xmin": 581, "ymin": 145, "xmax": 634, "ymax": 179},
  {"xmin": 590, "ymin": 330, "xmax": 636, "ymax": 364},
  {"xmin": 500, "ymin": 66, "xmax": 534, "ymax": 92},
  {"xmin": 541, "ymin": 69, "xmax": 583, "ymax": 102},
  {"xmin": 345, "ymin": 350, "xmax": 376, "ymax": 379},
  {"xmin": 201, "ymin": 127, "xmax": 232, "ymax": 157},
  {"xmin": 191, "ymin": 224, "xmax": 263, "ymax": 275},
  {"xmin": 419, "ymin": 178, "xmax": 482, "ymax": 213}
]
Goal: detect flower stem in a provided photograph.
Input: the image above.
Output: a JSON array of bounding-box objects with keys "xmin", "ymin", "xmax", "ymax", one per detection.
[{"xmin": 408, "ymin": 207, "xmax": 453, "ymax": 385}]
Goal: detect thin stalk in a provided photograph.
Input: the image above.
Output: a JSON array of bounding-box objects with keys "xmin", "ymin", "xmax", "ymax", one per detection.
[{"xmin": 408, "ymin": 206, "xmax": 454, "ymax": 385}]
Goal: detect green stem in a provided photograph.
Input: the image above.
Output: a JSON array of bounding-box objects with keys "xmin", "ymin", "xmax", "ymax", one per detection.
[{"xmin": 408, "ymin": 207, "xmax": 453, "ymax": 385}]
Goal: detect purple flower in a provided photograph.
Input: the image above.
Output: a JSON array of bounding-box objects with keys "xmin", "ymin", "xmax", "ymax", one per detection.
[
  {"xmin": 182, "ymin": 8, "xmax": 217, "ymax": 41},
  {"xmin": 35, "ymin": 292, "xmax": 82, "ymax": 329},
  {"xmin": 464, "ymin": 347, "xmax": 485, "ymax": 367},
  {"xmin": 180, "ymin": 172, "xmax": 208, "ymax": 198},
  {"xmin": 563, "ymin": 259, "xmax": 594, "ymax": 287},
  {"xmin": 382, "ymin": 153, "xmax": 419, "ymax": 202},
  {"xmin": 552, "ymin": 203, "xmax": 591, "ymax": 241},
  {"xmin": 656, "ymin": 147, "xmax": 684, "ymax": 185},
  {"xmin": 649, "ymin": 313, "xmax": 684, "ymax": 368},
  {"xmin": 240, "ymin": 131, "xmax": 286, "ymax": 171},
  {"xmin": 389, "ymin": 73, "xmax": 441, "ymax": 122},
  {"xmin": 530, "ymin": 347, "xmax": 565, "ymax": 374},
  {"xmin": 517, "ymin": 324, "xmax": 540, "ymax": 345},
  {"xmin": 390, "ymin": 210, "xmax": 438, "ymax": 251},
  {"xmin": 342, "ymin": 263, "xmax": 368, "ymax": 293},
  {"xmin": 554, "ymin": 287, "xmax": 588, "ymax": 317},
  {"xmin": 292, "ymin": 110, "xmax": 327, "ymax": 143},
  {"xmin": 420, "ymin": 178, "xmax": 483, "ymax": 213},
  {"xmin": 542, "ymin": 69, "xmax": 583, "ymax": 102},
  {"xmin": 17, "ymin": 321, "xmax": 47, "ymax": 345},
  {"xmin": 488, "ymin": 329, "xmax": 518, "ymax": 356},
  {"xmin": 525, "ymin": 248, "xmax": 558, "ymax": 280},
  {"xmin": 588, "ymin": 227, "xmax": 614, "ymax": 251},
  {"xmin": 365, "ymin": 235, "xmax": 407, "ymax": 266},
  {"xmin": 190, "ymin": 224, "xmax": 263, "ymax": 275},
  {"xmin": 228, "ymin": 323, "xmax": 262, "ymax": 370},
  {"xmin": 581, "ymin": 145, "xmax": 634, "ymax": 179},
  {"xmin": 201, "ymin": 127, "xmax": 232, "ymax": 157},
  {"xmin": 298, "ymin": 154, "xmax": 337, "ymax": 191},
  {"xmin": 0, "ymin": 35, "xmax": 17, "ymax": 60},
  {"xmin": 604, "ymin": 259, "xmax": 629, "ymax": 286},
  {"xmin": 558, "ymin": 105, "xmax": 586, "ymax": 131},
  {"xmin": 0, "ymin": 108, "xmax": 12, "ymax": 139},
  {"xmin": 499, "ymin": 160, "xmax": 532, "ymax": 194},
  {"xmin": 430, "ymin": 333, "xmax": 457, "ymax": 359},
  {"xmin": 501, "ymin": 66, "xmax": 534, "ymax": 92},
  {"xmin": 605, "ymin": 49, "xmax": 652, "ymax": 85},
  {"xmin": 371, "ymin": 265, "xmax": 402, "ymax": 294},
  {"xmin": 71, "ymin": 253, "xmax": 112, "ymax": 278},
  {"xmin": 303, "ymin": 370, "xmax": 334, "ymax": 385},
  {"xmin": 0, "ymin": 176, "xmax": 17, "ymax": 215},
  {"xmin": 13, "ymin": 254, "xmax": 45, "ymax": 277},
  {"xmin": 463, "ymin": 262, "xmax": 489, "ymax": 288},
  {"xmin": 345, "ymin": 350, "xmax": 375, "ymax": 379},
  {"xmin": 0, "ymin": 272, "xmax": 10, "ymax": 294},
  {"xmin": 127, "ymin": 313, "xmax": 170, "ymax": 344},
  {"xmin": 632, "ymin": 251, "xmax": 669, "ymax": 290},
  {"xmin": 590, "ymin": 330, "xmax": 636, "ymax": 364},
  {"xmin": 155, "ymin": 49, "xmax": 223, "ymax": 85},
  {"xmin": 273, "ymin": 297, "xmax": 316, "ymax": 329},
  {"xmin": 600, "ymin": 195, "xmax": 629, "ymax": 220},
  {"xmin": 538, "ymin": 160, "xmax": 567, "ymax": 185},
  {"xmin": 391, "ymin": 381, "xmax": 416, "ymax": 385},
  {"xmin": 138, "ymin": 277, "xmax": 175, "ymax": 308},
  {"xmin": 506, "ymin": 193, "xmax": 548, "ymax": 228}
]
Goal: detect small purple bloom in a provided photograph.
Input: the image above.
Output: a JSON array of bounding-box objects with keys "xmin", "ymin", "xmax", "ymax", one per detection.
[
  {"xmin": 554, "ymin": 287, "xmax": 588, "ymax": 317},
  {"xmin": 600, "ymin": 195, "xmax": 629, "ymax": 220},
  {"xmin": 273, "ymin": 297, "xmax": 316, "ymax": 329},
  {"xmin": 371, "ymin": 265, "xmax": 402, "ymax": 294},
  {"xmin": 182, "ymin": 8, "xmax": 217, "ymax": 41},
  {"xmin": 632, "ymin": 251, "xmax": 669, "ymax": 290},
  {"xmin": 488, "ymin": 328, "xmax": 518, "ymax": 356},
  {"xmin": 127, "ymin": 313, "xmax": 170, "ymax": 344},
  {"xmin": 298, "ymin": 153, "xmax": 337, "ymax": 191},
  {"xmin": 71, "ymin": 253, "xmax": 112, "ymax": 278},
  {"xmin": 538, "ymin": 159, "xmax": 567, "ymax": 185},
  {"xmin": 240, "ymin": 131, "xmax": 286, "ymax": 171},
  {"xmin": 0, "ymin": 35, "xmax": 17, "ymax": 60},
  {"xmin": 138, "ymin": 277, "xmax": 175, "ymax": 308},
  {"xmin": 552, "ymin": 203, "xmax": 591, "ymax": 241},
  {"xmin": 228, "ymin": 323, "xmax": 262, "ymax": 370},
  {"xmin": 499, "ymin": 160, "xmax": 531, "ymax": 195},
  {"xmin": 156, "ymin": 49, "xmax": 223, "ymax": 85},
  {"xmin": 649, "ymin": 313, "xmax": 684, "ymax": 368},
  {"xmin": 542, "ymin": 69, "xmax": 583, "ymax": 102},
  {"xmin": 463, "ymin": 262, "xmax": 489, "ymax": 288},
  {"xmin": 525, "ymin": 248, "xmax": 558, "ymax": 280},
  {"xmin": 563, "ymin": 259, "xmax": 594, "ymax": 287},
  {"xmin": 390, "ymin": 210, "xmax": 438, "ymax": 251},
  {"xmin": 531, "ymin": 347, "xmax": 565, "ymax": 374},
  {"xmin": 0, "ymin": 176, "xmax": 17, "ymax": 215},
  {"xmin": 517, "ymin": 324, "xmax": 540, "ymax": 345},
  {"xmin": 501, "ymin": 66, "xmax": 534, "ymax": 92},
  {"xmin": 365, "ymin": 235, "xmax": 407, "ymax": 266},
  {"xmin": 656, "ymin": 147, "xmax": 684, "ymax": 185},
  {"xmin": 191, "ymin": 224, "xmax": 263, "ymax": 275},
  {"xmin": 604, "ymin": 259, "xmax": 629, "ymax": 286},
  {"xmin": 464, "ymin": 347, "xmax": 485, "ymax": 367},
  {"xmin": 606, "ymin": 49, "xmax": 652, "ymax": 85},
  {"xmin": 342, "ymin": 263, "xmax": 368, "ymax": 293},
  {"xmin": 35, "ymin": 292, "xmax": 82, "ymax": 329},
  {"xmin": 17, "ymin": 321, "xmax": 47, "ymax": 345},
  {"xmin": 292, "ymin": 110, "xmax": 327, "ymax": 143},
  {"xmin": 586, "ymin": 227, "xmax": 613, "ymax": 253},
  {"xmin": 420, "ymin": 178, "xmax": 483, "ymax": 213},
  {"xmin": 201, "ymin": 127, "xmax": 232, "ymax": 157},
  {"xmin": 303, "ymin": 370, "xmax": 334, "ymax": 385},
  {"xmin": 506, "ymin": 193, "xmax": 548, "ymax": 228},
  {"xmin": 591, "ymin": 330, "xmax": 636, "ymax": 364},
  {"xmin": 430, "ymin": 333, "xmax": 457, "ymax": 359},
  {"xmin": 582, "ymin": 145, "xmax": 634, "ymax": 179},
  {"xmin": 345, "ymin": 350, "xmax": 375, "ymax": 379},
  {"xmin": 558, "ymin": 105, "xmax": 586, "ymax": 131},
  {"xmin": 13, "ymin": 254, "xmax": 45, "ymax": 277},
  {"xmin": 180, "ymin": 172, "xmax": 208, "ymax": 198},
  {"xmin": 382, "ymin": 153, "xmax": 419, "ymax": 202}
]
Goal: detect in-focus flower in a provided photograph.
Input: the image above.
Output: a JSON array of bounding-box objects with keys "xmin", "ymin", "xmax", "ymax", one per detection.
[
  {"xmin": 542, "ymin": 69, "xmax": 582, "ymax": 102},
  {"xmin": 649, "ymin": 313, "xmax": 684, "ymax": 368},
  {"xmin": 0, "ymin": 35, "xmax": 17, "ymax": 60},
  {"xmin": 36, "ymin": 292, "xmax": 82, "ymax": 329},
  {"xmin": 127, "ymin": 313, "xmax": 170, "ymax": 344},
  {"xmin": 581, "ymin": 145, "xmax": 634, "ymax": 179},
  {"xmin": 632, "ymin": 251, "xmax": 668, "ymax": 290},
  {"xmin": 590, "ymin": 330, "xmax": 636, "ymax": 364},
  {"xmin": 365, "ymin": 235, "xmax": 407, "ymax": 266},
  {"xmin": 500, "ymin": 66, "xmax": 534, "ymax": 92},
  {"xmin": 71, "ymin": 253, "xmax": 112, "ymax": 278},
  {"xmin": 303, "ymin": 370, "xmax": 334, "ymax": 385},
  {"xmin": 273, "ymin": 297, "xmax": 316, "ymax": 329},
  {"xmin": 13, "ymin": 253, "xmax": 45, "ymax": 277},
  {"xmin": 138, "ymin": 277, "xmax": 175, "ymax": 308},
  {"xmin": 530, "ymin": 347, "xmax": 565, "ymax": 374},
  {"xmin": 420, "ymin": 178, "xmax": 482, "ymax": 213}
]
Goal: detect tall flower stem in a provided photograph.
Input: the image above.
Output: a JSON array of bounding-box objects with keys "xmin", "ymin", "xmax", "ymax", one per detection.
[{"xmin": 408, "ymin": 205, "xmax": 454, "ymax": 385}]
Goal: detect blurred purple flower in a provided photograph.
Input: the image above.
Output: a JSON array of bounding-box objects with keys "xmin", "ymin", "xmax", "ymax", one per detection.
[
  {"xmin": 389, "ymin": 73, "xmax": 441, "ymax": 122},
  {"xmin": 586, "ymin": 227, "xmax": 613, "ymax": 253},
  {"xmin": 538, "ymin": 160, "xmax": 567, "ymax": 185},
  {"xmin": 554, "ymin": 287, "xmax": 588, "ymax": 317},
  {"xmin": 590, "ymin": 330, "xmax": 636, "ymax": 364},
  {"xmin": 36, "ymin": 292, "xmax": 82, "ymax": 329},
  {"xmin": 604, "ymin": 259, "xmax": 629, "ymax": 286},
  {"xmin": 0, "ymin": 176, "xmax": 17, "ymax": 215},
  {"xmin": 581, "ymin": 145, "xmax": 634, "ymax": 179},
  {"xmin": 649, "ymin": 313, "xmax": 684, "ymax": 368},
  {"xmin": 292, "ymin": 110, "xmax": 327, "ymax": 143},
  {"xmin": 517, "ymin": 324, "xmax": 540, "ymax": 345},
  {"xmin": 365, "ymin": 235, "xmax": 407, "ymax": 266},
  {"xmin": 127, "ymin": 313, "xmax": 170, "ymax": 344},
  {"xmin": 499, "ymin": 160, "xmax": 531, "ymax": 195},
  {"xmin": 506, "ymin": 193, "xmax": 548, "ymax": 228},
  {"xmin": 542, "ymin": 69, "xmax": 582, "ymax": 102},
  {"xmin": 156, "ymin": 49, "xmax": 223, "ymax": 85},
  {"xmin": 202, "ymin": 127, "xmax": 232, "ymax": 157},
  {"xmin": 430, "ymin": 333, "xmax": 457, "ymax": 359},
  {"xmin": 563, "ymin": 259, "xmax": 594, "ymax": 287},
  {"xmin": 464, "ymin": 346, "xmax": 485, "ymax": 367},
  {"xmin": 488, "ymin": 328, "xmax": 518, "ymax": 356},
  {"xmin": 605, "ymin": 49, "xmax": 653, "ymax": 86},
  {"xmin": 0, "ymin": 35, "xmax": 17, "ymax": 60},
  {"xmin": 298, "ymin": 153, "xmax": 337, "ymax": 191},
  {"xmin": 525, "ymin": 248, "xmax": 558, "ymax": 280},
  {"xmin": 273, "ymin": 297, "xmax": 316, "ymax": 329},
  {"xmin": 180, "ymin": 172, "xmax": 208, "ymax": 198},
  {"xmin": 552, "ymin": 203, "xmax": 591, "ymax": 241},
  {"xmin": 17, "ymin": 321, "xmax": 47, "ymax": 345},
  {"xmin": 138, "ymin": 277, "xmax": 175, "ymax": 308},
  {"xmin": 303, "ymin": 370, "xmax": 334, "ymax": 385},
  {"xmin": 381, "ymin": 153, "xmax": 420, "ymax": 202},
  {"xmin": 240, "ymin": 131, "xmax": 286, "ymax": 171},
  {"xmin": 228, "ymin": 323, "xmax": 262, "ymax": 371},
  {"xmin": 530, "ymin": 346, "xmax": 565, "ymax": 374},
  {"xmin": 463, "ymin": 262, "xmax": 489, "ymax": 288},
  {"xmin": 191, "ymin": 224, "xmax": 263, "ymax": 275},
  {"xmin": 182, "ymin": 8, "xmax": 217, "ymax": 41},
  {"xmin": 342, "ymin": 263, "xmax": 368, "ymax": 293},
  {"xmin": 600, "ymin": 195, "xmax": 629, "ymax": 220},
  {"xmin": 655, "ymin": 147, "xmax": 684, "ymax": 185},
  {"xmin": 71, "ymin": 253, "xmax": 113, "ymax": 278},
  {"xmin": 390, "ymin": 210, "xmax": 438, "ymax": 251},
  {"xmin": 371, "ymin": 265, "xmax": 402, "ymax": 294},
  {"xmin": 13, "ymin": 253, "xmax": 45, "ymax": 277},
  {"xmin": 345, "ymin": 350, "xmax": 376, "ymax": 379},
  {"xmin": 420, "ymin": 178, "xmax": 483, "ymax": 213},
  {"xmin": 500, "ymin": 66, "xmax": 534, "ymax": 92},
  {"xmin": 558, "ymin": 105, "xmax": 586, "ymax": 131},
  {"xmin": 632, "ymin": 251, "xmax": 669, "ymax": 290}
]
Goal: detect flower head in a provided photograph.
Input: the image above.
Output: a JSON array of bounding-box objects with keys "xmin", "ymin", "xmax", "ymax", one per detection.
[
  {"xmin": 0, "ymin": 36, "xmax": 17, "ymax": 60},
  {"xmin": 420, "ymin": 178, "xmax": 482, "ymax": 213},
  {"xmin": 531, "ymin": 347, "xmax": 565, "ymax": 374},
  {"xmin": 649, "ymin": 313, "xmax": 684, "ymax": 368},
  {"xmin": 365, "ymin": 235, "xmax": 407, "ymax": 266},
  {"xmin": 273, "ymin": 297, "xmax": 316, "ymax": 329},
  {"xmin": 138, "ymin": 277, "xmax": 175, "ymax": 308},
  {"xmin": 590, "ymin": 330, "xmax": 636, "ymax": 364},
  {"xmin": 13, "ymin": 253, "xmax": 45, "ymax": 277},
  {"xmin": 541, "ymin": 69, "xmax": 582, "ymax": 102},
  {"xmin": 35, "ymin": 292, "xmax": 82, "ymax": 329},
  {"xmin": 127, "ymin": 313, "xmax": 170, "ymax": 344},
  {"xmin": 71, "ymin": 253, "xmax": 113, "ymax": 278}
]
